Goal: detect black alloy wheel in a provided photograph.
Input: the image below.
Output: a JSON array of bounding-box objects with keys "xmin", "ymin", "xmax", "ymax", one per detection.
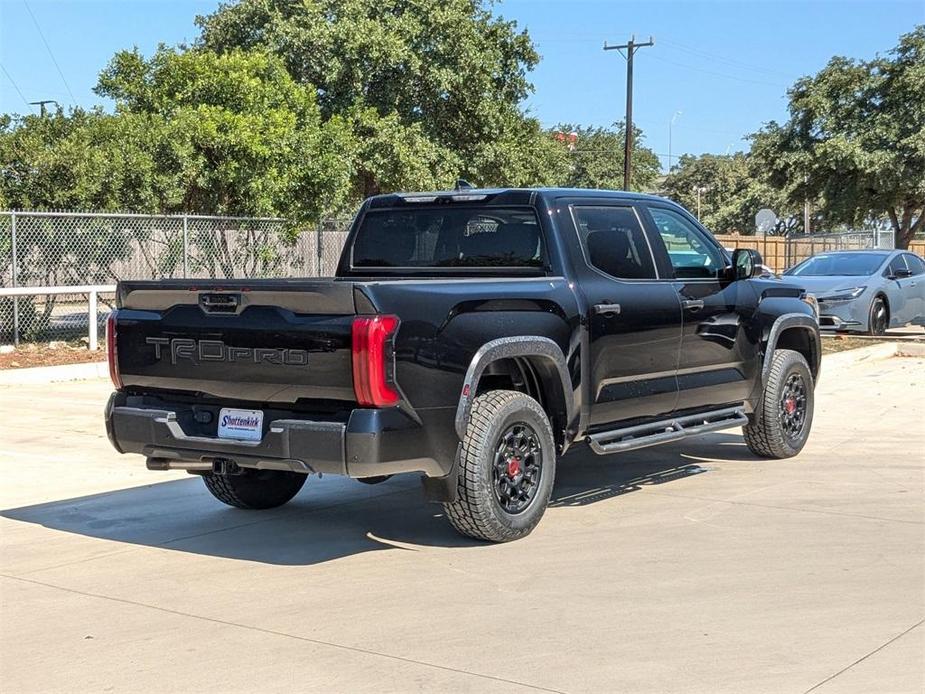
[
  {"xmin": 492, "ymin": 423, "xmax": 543, "ymax": 515},
  {"xmin": 778, "ymin": 372, "xmax": 808, "ymax": 445}
]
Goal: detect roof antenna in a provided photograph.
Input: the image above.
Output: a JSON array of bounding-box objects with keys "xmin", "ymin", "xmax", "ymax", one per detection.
[{"xmin": 455, "ymin": 178, "xmax": 474, "ymax": 191}]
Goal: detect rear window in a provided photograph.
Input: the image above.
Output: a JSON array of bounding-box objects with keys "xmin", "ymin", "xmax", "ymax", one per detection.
[{"xmin": 351, "ymin": 207, "xmax": 544, "ymax": 269}]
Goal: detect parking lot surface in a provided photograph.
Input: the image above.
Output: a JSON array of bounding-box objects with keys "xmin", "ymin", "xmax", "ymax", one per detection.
[{"xmin": 1, "ymin": 353, "xmax": 923, "ymax": 693}]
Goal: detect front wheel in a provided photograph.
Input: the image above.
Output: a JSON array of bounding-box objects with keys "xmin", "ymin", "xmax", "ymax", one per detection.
[
  {"xmin": 744, "ymin": 349, "xmax": 814, "ymax": 459},
  {"xmin": 443, "ymin": 390, "xmax": 556, "ymax": 542},
  {"xmin": 202, "ymin": 469, "xmax": 307, "ymax": 509},
  {"xmin": 867, "ymin": 296, "xmax": 889, "ymax": 336}
]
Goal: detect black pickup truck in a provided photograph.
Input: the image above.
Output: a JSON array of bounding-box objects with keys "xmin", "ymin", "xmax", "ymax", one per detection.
[{"xmin": 105, "ymin": 188, "xmax": 821, "ymax": 542}]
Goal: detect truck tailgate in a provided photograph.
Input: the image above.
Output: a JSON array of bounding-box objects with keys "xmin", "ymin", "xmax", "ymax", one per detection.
[{"xmin": 114, "ymin": 279, "xmax": 360, "ymax": 404}]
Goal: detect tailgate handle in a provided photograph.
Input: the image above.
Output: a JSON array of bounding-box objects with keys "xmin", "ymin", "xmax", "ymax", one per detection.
[{"xmin": 199, "ymin": 293, "xmax": 241, "ymax": 314}]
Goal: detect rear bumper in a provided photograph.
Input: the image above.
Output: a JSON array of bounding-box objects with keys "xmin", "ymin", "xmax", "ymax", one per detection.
[{"xmin": 105, "ymin": 392, "xmax": 449, "ymax": 478}]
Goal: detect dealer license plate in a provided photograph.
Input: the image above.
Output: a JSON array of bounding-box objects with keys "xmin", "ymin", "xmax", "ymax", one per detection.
[{"xmin": 217, "ymin": 408, "xmax": 264, "ymax": 442}]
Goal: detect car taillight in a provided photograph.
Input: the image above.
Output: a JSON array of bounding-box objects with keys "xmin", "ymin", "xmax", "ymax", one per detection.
[
  {"xmin": 352, "ymin": 315, "xmax": 400, "ymax": 407},
  {"xmin": 106, "ymin": 310, "xmax": 122, "ymax": 390}
]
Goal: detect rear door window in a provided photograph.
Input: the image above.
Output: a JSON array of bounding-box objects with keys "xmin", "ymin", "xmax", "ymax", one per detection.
[
  {"xmin": 351, "ymin": 207, "xmax": 543, "ymax": 269},
  {"xmin": 570, "ymin": 205, "xmax": 657, "ymax": 280}
]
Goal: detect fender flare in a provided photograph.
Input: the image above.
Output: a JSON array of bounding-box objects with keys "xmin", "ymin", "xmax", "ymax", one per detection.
[
  {"xmin": 763, "ymin": 313, "xmax": 821, "ymax": 385},
  {"xmin": 454, "ymin": 336, "xmax": 574, "ymax": 439}
]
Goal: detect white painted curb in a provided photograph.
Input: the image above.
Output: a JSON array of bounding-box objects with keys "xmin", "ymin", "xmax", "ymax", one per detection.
[{"xmin": 896, "ymin": 341, "xmax": 925, "ymax": 358}]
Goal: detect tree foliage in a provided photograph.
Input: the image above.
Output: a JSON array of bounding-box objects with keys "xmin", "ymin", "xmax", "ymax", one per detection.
[
  {"xmin": 96, "ymin": 47, "xmax": 351, "ymax": 220},
  {"xmin": 196, "ymin": 0, "xmax": 563, "ymax": 195},
  {"xmin": 750, "ymin": 26, "xmax": 925, "ymax": 248},
  {"xmin": 552, "ymin": 122, "xmax": 660, "ymax": 192},
  {"xmin": 1, "ymin": 48, "xmax": 351, "ymax": 221},
  {"xmin": 1, "ymin": 0, "xmax": 668, "ymax": 218},
  {"xmin": 660, "ymin": 153, "xmax": 801, "ymax": 235},
  {"xmin": 0, "ymin": 108, "xmax": 167, "ymax": 211}
]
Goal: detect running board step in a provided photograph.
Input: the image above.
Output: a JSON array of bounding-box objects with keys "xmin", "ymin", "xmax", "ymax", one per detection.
[{"xmin": 588, "ymin": 406, "xmax": 748, "ymax": 455}]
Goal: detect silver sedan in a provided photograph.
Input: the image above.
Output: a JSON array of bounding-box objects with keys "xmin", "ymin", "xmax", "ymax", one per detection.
[{"xmin": 784, "ymin": 249, "xmax": 925, "ymax": 335}]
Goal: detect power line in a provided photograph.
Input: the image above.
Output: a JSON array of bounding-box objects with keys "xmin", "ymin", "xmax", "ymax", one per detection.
[
  {"xmin": 0, "ymin": 63, "xmax": 31, "ymax": 109},
  {"xmin": 646, "ymin": 52, "xmax": 789, "ymax": 89},
  {"xmin": 533, "ymin": 33, "xmax": 796, "ymax": 88},
  {"xmin": 658, "ymin": 37, "xmax": 795, "ymax": 80},
  {"xmin": 22, "ymin": 0, "xmax": 78, "ymax": 107}
]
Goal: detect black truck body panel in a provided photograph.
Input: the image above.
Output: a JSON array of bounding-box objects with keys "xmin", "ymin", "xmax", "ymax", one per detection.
[{"xmin": 106, "ymin": 188, "xmax": 820, "ymax": 485}]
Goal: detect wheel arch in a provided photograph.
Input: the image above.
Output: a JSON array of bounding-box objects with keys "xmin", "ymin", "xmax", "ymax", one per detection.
[
  {"xmin": 763, "ymin": 313, "xmax": 821, "ymax": 385},
  {"xmin": 454, "ymin": 336, "xmax": 575, "ymax": 451}
]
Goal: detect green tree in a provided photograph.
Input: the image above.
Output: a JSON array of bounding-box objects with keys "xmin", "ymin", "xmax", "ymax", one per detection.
[
  {"xmin": 96, "ymin": 47, "xmax": 351, "ymax": 220},
  {"xmin": 660, "ymin": 153, "xmax": 801, "ymax": 235},
  {"xmin": 0, "ymin": 108, "xmax": 169, "ymax": 211},
  {"xmin": 196, "ymin": 0, "xmax": 564, "ymax": 195},
  {"xmin": 750, "ymin": 26, "xmax": 925, "ymax": 248},
  {"xmin": 552, "ymin": 123, "xmax": 660, "ymax": 192}
]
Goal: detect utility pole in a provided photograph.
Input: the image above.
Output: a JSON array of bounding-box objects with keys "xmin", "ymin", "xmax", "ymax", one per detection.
[
  {"xmin": 604, "ymin": 35, "xmax": 654, "ymax": 190},
  {"xmin": 29, "ymin": 100, "xmax": 58, "ymax": 116},
  {"xmin": 803, "ymin": 175, "xmax": 811, "ymax": 234},
  {"xmin": 668, "ymin": 110, "xmax": 682, "ymax": 173}
]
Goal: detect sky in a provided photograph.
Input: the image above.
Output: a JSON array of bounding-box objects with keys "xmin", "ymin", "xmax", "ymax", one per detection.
[{"xmin": 1, "ymin": 0, "xmax": 923, "ymax": 172}]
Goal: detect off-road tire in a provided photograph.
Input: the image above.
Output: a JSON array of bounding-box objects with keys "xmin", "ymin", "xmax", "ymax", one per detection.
[
  {"xmin": 202, "ymin": 469, "xmax": 307, "ymax": 509},
  {"xmin": 744, "ymin": 349, "xmax": 814, "ymax": 459},
  {"xmin": 443, "ymin": 390, "xmax": 556, "ymax": 542}
]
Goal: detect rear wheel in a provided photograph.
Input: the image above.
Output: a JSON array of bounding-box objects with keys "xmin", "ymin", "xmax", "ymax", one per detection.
[
  {"xmin": 202, "ymin": 469, "xmax": 307, "ymax": 509},
  {"xmin": 443, "ymin": 390, "xmax": 556, "ymax": 543},
  {"xmin": 867, "ymin": 295, "xmax": 889, "ymax": 336},
  {"xmin": 744, "ymin": 349, "xmax": 814, "ymax": 459}
]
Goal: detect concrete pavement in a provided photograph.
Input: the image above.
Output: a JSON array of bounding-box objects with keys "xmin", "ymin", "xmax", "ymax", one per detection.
[{"xmin": 1, "ymin": 353, "xmax": 923, "ymax": 693}]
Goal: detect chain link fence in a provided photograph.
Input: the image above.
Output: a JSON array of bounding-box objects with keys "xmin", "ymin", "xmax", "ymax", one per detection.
[{"xmin": 0, "ymin": 211, "xmax": 352, "ymax": 346}]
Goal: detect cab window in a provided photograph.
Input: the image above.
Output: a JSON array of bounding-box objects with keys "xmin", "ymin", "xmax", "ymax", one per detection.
[
  {"xmin": 885, "ymin": 255, "xmax": 907, "ymax": 277},
  {"xmin": 902, "ymin": 254, "xmax": 925, "ymax": 275},
  {"xmin": 647, "ymin": 207, "xmax": 726, "ymax": 279}
]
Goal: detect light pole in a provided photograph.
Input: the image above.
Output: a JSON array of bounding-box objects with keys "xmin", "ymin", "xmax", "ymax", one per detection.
[
  {"xmin": 668, "ymin": 110, "xmax": 682, "ymax": 172},
  {"xmin": 693, "ymin": 185, "xmax": 708, "ymax": 218}
]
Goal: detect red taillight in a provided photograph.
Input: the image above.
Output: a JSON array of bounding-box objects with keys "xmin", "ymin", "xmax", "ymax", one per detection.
[
  {"xmin": 352, "ymin": 315, "xmax": 400, "ymax": 407},
  {"xmin": 106, "ymin": 310, "xmax": 122, "ymax": 390}
]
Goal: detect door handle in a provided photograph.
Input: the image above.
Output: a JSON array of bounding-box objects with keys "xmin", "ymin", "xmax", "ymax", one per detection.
[
  {"xmin": 681, "ymin": 299, "xmax": 705, "ymax": 311},
  {"xmin": 593, "ymin": 303, "xmax": 622, "ymax": 316}
]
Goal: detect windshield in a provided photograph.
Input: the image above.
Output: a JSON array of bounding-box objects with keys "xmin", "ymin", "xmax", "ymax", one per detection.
[
  {"xmin": 351, "ymin": 206, "xmax": 543, "ymax": 269},
  {"xmin": 786, "ymin": 252, "xmax": 888, "ymax": 277}
]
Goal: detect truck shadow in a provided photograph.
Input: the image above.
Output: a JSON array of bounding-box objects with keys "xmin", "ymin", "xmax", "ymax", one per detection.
[{"xmin": 2, "ymin": 433, "xmax": 753, "ymax": 567}]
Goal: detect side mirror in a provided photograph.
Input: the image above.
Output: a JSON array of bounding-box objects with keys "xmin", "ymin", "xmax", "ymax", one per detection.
[
  {"xmin": 731, "ymin": 248, "xmax": 764, "ymax": 280},
  {"xmin": 892, "ymin": 268, "xmax": 913, "ymax": 279}
]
